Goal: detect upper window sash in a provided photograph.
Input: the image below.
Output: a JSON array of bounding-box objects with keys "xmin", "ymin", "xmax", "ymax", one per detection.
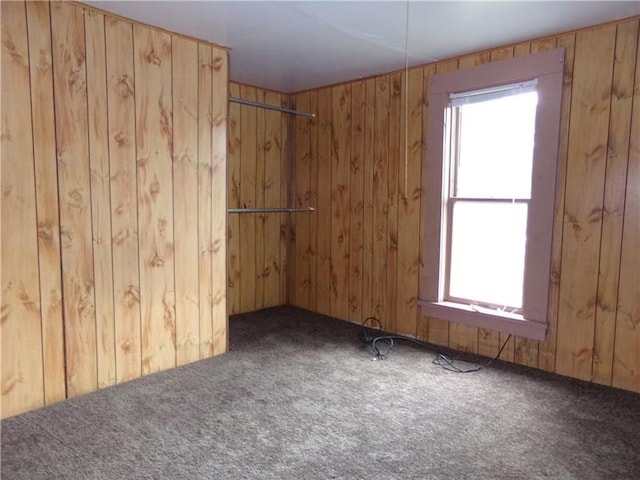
[{"xmin": 449, "ymin": 79, "xmax": 538, "ymax": 107}]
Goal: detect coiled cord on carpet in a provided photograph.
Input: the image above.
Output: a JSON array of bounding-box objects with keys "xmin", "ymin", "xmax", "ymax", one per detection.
[{"xmin": 359, "ymin": 316, "xmax": 512, "ymax": 373}]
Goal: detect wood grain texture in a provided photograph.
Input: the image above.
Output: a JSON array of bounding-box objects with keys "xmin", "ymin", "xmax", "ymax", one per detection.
[
  {"xmin": 293, "ymin": 92, "xmax": 312, "ymax": 308},
  {"xmin": 280, "ymin": 101, "xmax": 295, "ymax": 304},
  {"xmin": 315, "ymin": 87, "xmax": 333, "ymax": 316},
  {"xmin": 285, "ymin": 109, "xmax": 297, "ymax": 308},
  {"xmin": 264, "ymin": 91, "xmax": 284, "ymax": 308},
  {"xmin": 239, "ymin": 85, "xmax": 258, "ymax": 313},
  {"xmin": 134, "ymin": 23, "xmax": 176, "ymax": 375},
  {"xmin": 592, "ymin": 20, "xmax": 638, "ymax": 385},
  {"xmin": 386, "ymin": 73, "xmax": 401, "ymax": 333},
  {"xmin": 307, "ymin": 90, "xmax": 319, "ymax": 312},
  {"xmin": 331, "ymin": 85, "xmax": 351, "ymax": 320},
  {"xmin": 395, "ymin": 67, "xmax": 424, "ymax": 337},
  {"xmin": 2, "ymin": 0, "xmax": 230, "ymax": 418},
  {"xmin": 25, "ymin": 0, "xmax": 66, "ymax": 405},
  {"xmin": 105, "ymin": 16, "xmax": 142, "ymax": 384},
  {"xmin": 227, "ymin": 82, "xmax": 242, "ymax": 315},
  {"xmin": 1, "ymin": 0, "xmax": 45, "ymax": 417},
  {"xmin": 372, "ymin": 76, "xmax": 389, "ymax": 327},
  {"xmin": 85, "ymin": 9, "xmax": 117, "ymax": 389},
  {"xmin": 226, "ymin": 82, "xmax": 288, "ymax": 313},
  {"xmin": 348, "ymin": 81, "xmax": 365, "ymax": 323},
  {"xmin": 611, "ymin": 20, "xmax": 640, "ymax": 392},
  {"xmin": 555, "ymin": 25, "xmax": 616, "ymax": 381},
  {"xmin": 172, "ymin": 36, "xmax": 200, "ymax": 366},
  {"xmin": 416, "ymin": 65, "xmax": 435, "ymax": 343},
  {"xmin": 51, "ymin": 1, "xmax": 98, "ymax": 397},
  {"xmin": 361, "ymin": 79, "xmax": 376, "ymax": 320},
  {"xmin": 227, "ymin": 83, "xmax": 287, "ymax": 315},
  {"xmin": 210, "ymin": 50, "xmax": 228, "ymax": 356},
  {"xmin": 280, "ymin": 101, "xmax": 289, "ymax": 306},
  {"xmin": 197, "ymin": 44, "xmax": 214, "ymax": 358},
  {"xmin": 255, "ymin": 90, "xmax": 267, "ymax": 308}
]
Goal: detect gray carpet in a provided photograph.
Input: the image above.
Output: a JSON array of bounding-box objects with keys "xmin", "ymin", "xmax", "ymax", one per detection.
[{"xmin": 2, "ymin": 306, "xmax": 639, "ymax": 479}]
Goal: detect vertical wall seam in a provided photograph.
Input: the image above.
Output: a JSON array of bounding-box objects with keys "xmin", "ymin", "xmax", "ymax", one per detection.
[
  {"xmin": 24, "ymin": 0, "xmax": 47, "ymax": 409},
  {"xmin": 48, "ymin": 1, "xmax": 69, "ymax": 402},
  {"xmin": 81, "ymin": 6, "xmax": 100, "ymax": 394},
  {"xmin": 102, "ymin": 11, "xmax": 118, "ymax": 384}
]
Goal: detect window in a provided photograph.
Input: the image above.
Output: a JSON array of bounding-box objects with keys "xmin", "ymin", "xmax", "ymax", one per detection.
[{"xmin": 419, "ymin": 48, "xmax": 565, "ymax": 341}]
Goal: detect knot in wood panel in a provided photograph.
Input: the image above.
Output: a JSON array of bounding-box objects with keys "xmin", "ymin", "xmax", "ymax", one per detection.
[
  {"xmin": 212, "ymin": 56, "xmax": 224, "ymax": 72},
  {"xmin": 122, "ymin": 285, "xmax": 140, "ymax": 308},
  {"xmin": 67, "ymin": 189, "xmax": 84, "ymax": 208},
  {"xmin": 60, "ymin": 229, "xmax": 73, "ymax": 248},
  {"xmin": 37, "ymin": 49, "xmax": 51, "ymax": 71},
  {"xmin": 116, "ymin": 74, "xmax": 134, "ymax": 98},
  {"xmin": 114, "ymin": 131, "xmax": 127, "ymax": 147},
  {"xmin": 68, "ymin": 68, "xmax": 86, "ymax": 93},
  {"xmin": 37, "ymin": 222, "xmax": 54, "ymax": 242},
  {"xmin": 157, "ymin": 218, "xmax": 168, "ymax": 234},
  {"xmin": 120, "ymin": 339, "xmax": 133, "ymax": 354},
  {"xmin": 150, "ymin": 253, "xmax": 165, "ymax": 267},
  {"xmin": 144, "ymin": 48, "xmax": 161, "ymax": 65},
  {"xmin": 211, "ymin": 238, "xmax": 223, "ymax": 253},
  {"xmin": 112, "ymin": 227, "xmax": 130, "ymax": 246},
  {"xmin": 149, "ymin": 177, "xmax": 160, "ymax": 196}
]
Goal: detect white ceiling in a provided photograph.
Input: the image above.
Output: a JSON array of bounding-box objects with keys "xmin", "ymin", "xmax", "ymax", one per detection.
[{"xmin": 86, "ymin": 1, "xmax": 640, "ymax": 93}]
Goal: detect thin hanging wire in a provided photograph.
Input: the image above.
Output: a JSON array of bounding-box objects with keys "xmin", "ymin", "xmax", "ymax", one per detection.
[{"xmin": 402, "ymin": 0, "xmax": 410, "ymax": 201}]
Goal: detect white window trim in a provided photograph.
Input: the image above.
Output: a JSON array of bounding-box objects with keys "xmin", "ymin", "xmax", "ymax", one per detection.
[{"xmin": 419, "ymin": 48, "xmax": 565, "ymax": 342}]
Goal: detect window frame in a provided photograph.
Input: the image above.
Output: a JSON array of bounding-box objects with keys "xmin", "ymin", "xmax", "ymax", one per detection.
[{"xmin": 419, "ymin": 48, "xmax": 565, "ymax": 341}]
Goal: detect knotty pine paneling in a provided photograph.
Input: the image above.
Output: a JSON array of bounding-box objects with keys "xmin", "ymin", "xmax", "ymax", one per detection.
[
  {"xmin": 106, "ymin": 15, "xmax": 142, "ymax": 384},
  {"xmin": 51, "ymin": 0, "xmax": 98, "ymax": 398},
  {"xmin": 25, "ymin": 0, "xmax": 67, "ymax": 405},
  {"xmin": 611, "ymin": 23, "xmax": 640, "ymax": 392},
  {"xmin": 210, "ymin": 50, "xmax": 228, "ymax": 356},
  {"xmin": 349, "ymin": 81, "xmax": 366, "ymax": 323},
  {"xmin": 1, "ymin": 0, "xmax": 46, "ymax": 416},
  {"xmin": 555, "ymin": 25, "xmax": 617, "ymax": 382},
  {"xmin": 330, "ymin": 85, "xmax": 351, "ymax": 321},
  {"xmin": 85, "ymin": 8, "xmax": 117, "ymax": 389},
  {"xmin": 290, "ymin": 16, "xmax": 640, "ymax": 394},
  {"xmin": 0, "ymin": 0, "xmax": 228, "ymax": 418},
  {"xmin": 227, "ymin": 83, "xmax": 289, "ymax": 314},
  {"xmin": 315, "ymin": 87, "xmax": 334, "ymax": 317}
]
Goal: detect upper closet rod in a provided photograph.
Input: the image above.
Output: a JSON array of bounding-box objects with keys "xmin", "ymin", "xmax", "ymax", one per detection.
[
  {"xmin": 229, "ymin": 96, "xmax": 316, "ymax": 119},
  {"xmin": 228, "ymin": 207, "xmax": 315, "ymax": 214}
]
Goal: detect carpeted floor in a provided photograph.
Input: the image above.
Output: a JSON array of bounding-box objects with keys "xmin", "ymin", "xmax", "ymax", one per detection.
[{"xmin": 2, "ymin": 306, "xmax": 639, "ymax": 479}]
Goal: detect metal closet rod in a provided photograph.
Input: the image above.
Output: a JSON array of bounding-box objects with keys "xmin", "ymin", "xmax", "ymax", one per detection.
[
  {"xmin": 229, "ymin": 96, "xmax": 316, "ymax": 118},
  {"xmin": 228, "ymin": 207, "xmax": 315, "ymax": 214}
]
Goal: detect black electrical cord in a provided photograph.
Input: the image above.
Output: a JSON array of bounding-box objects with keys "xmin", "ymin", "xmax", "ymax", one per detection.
[{"xmin": 359, "ymin": 316, "xmax": 512, "ymax": 373}]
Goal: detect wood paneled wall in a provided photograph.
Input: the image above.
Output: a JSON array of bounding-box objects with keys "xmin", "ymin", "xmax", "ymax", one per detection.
[
  {"xmin": 1, "ymin": 0, "xmax": 228, "ymax": 418},
  {"xmin": 290, "ymin": 18, "xmax": 640, "ymax": 393},
  {"xmin": 227, "ymin": 83, "xmax": 289, "ymax": 314}
]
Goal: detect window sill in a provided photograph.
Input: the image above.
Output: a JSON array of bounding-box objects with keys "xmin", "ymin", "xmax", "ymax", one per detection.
[{"xmin": 417, "ymin": 300, "xmax": 547, "ymax": 341}]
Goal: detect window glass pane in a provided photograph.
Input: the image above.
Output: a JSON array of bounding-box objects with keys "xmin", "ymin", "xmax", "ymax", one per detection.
[
  {"xmin": 454, "ymin": 91, "xmax": 537, "ymax": 199},
  {"xmin": 448, "ymin": 201, "xmax": 527, "ymax": 309}
]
